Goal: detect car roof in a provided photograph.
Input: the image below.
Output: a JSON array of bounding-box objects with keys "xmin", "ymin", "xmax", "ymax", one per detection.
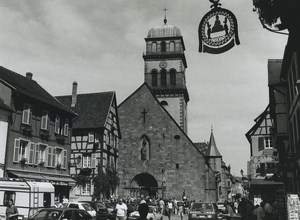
[{"xmin": 39, "ymin": 208, "xmax": 83, "ymax": 211}]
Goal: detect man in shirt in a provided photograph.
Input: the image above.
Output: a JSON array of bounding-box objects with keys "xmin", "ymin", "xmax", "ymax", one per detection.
[
  {"xmin": 115, "ymin": 199, "xmax": 128, "ymax": 220},
  {"xmin": 167, "ymin": 199, "xmax": 173, "ymax": 220},
  {"xmin": 6, "ymin": 199, "xmax": 18, "ymax": 220}
]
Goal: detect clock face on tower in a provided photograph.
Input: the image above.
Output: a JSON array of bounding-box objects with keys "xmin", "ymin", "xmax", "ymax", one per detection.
[{"xmin": 159, "ymin": 60, "xmax": 168, "ymax": 69}]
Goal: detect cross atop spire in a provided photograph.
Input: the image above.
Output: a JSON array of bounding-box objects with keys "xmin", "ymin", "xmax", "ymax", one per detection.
[
  {"xmin": 211, "ymin": 124, "xmax": 213, "ymax": 133},
  {"xmin": 163, "ymin": 1, "xmax": 168, "ymax": 24}
]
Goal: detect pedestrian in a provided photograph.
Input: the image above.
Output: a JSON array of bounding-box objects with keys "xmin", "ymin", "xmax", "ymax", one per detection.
[
  {"xmin": 178, "ymin": 203, "xmax": 184, "ymax": 220},
  {"xmin": 167, "ymin": 199, "xmax": 173, "ymax": 220},
  {"xmin": 62, "ymin": 196, "xmax": 69, "ymax": 204},
  {"xmin": 6, "ymin": 199, "xmax": 19, "ymax": 220},
  {"xmin": 264, "ymin": 200, "xmax": 273, "ymax": 220},
  {"xmin": 115, "ymin": 198, "xmax": 128, "ymax": 220},
  {"xmin": 158, "ymin": 198, "xmax": 165, "ymax": 214},
  {"xmin": 234, "ymin": 201, "xmax": 239, "ymax": 213},
  {"xmin": 255, "ymin": 202, "xmax": 265, "ymax": 220},
  {"xmin": 223, "ymin": 201, "xmax": 233, "ymax": 220},
  {"xmin": 238, "ymin": 198, "xmax": 247, "ymax": 220},
  {"xmin": 138, "ymin": 200, "xmax": 149, "ymax": 220}
]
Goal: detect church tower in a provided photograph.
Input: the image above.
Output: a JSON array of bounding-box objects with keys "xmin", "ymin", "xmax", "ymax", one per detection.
[{"xmin": 143, "ymin": 15, "xmax": 189, "ymax": 133}]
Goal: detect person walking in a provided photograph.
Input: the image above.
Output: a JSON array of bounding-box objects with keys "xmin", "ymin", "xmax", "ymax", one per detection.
[
  {"xmin": 115, "ymin": 199, "xmax": 128, "ymax": 220},
  {"xmin": 255, "ymin": 202, "xmax": 265, "ymax": 220},
  {"xmin": 158, "ymin": 198, "xmax": 165, "ymax": 214},
  {"xmin": 178, "ymin": 203, "xmax": 184, "ymax": 220},
  {"xmin": 264, "ymin": 200, "xmax": 273, "ymax": 220},
  {"xmin": 167, "ymin": 199, "xmax": 173, "ymax": 220},
  {"xmin": 138, "ymin": 200, "xmax": 149, "ymax": 220},
  {"xmin": 223, "ymin": 201, "xmax": 234, "ymax": 220},
  {"xmin": 6, "ymin": 199, "xmax": 18, "ymax": 220}
]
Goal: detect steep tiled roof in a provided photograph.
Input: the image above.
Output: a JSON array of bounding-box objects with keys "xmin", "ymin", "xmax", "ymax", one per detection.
[
  {"xmin": 56, "ymin": 92, "xmax": 114, "ymax": 129},
  {"xmin": 0, "ymin": 98, "xmax": 14, "ymax": 112},
  {"xmin": 194, "ymin": 142, "xmax": 209, "ymax": 156},
  {"xmin": 207, "ymin": 130, "xmax": 222, "ymax": 157},
  {"xmin": 0, "ymin": 66, "xmax": 75, "ymax": 115}
]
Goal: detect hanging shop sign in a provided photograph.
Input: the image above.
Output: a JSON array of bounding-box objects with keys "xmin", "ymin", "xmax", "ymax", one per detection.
[{"xmin": 198, "ymin": 0, "xmax": 240, "ymax": 54}]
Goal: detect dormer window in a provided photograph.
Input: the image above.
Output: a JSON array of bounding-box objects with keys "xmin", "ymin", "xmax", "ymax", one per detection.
[
  {"xmin": 41, "ymin": 111, "xmax": 49, "ymax": 130},
  {"xmin": 22, "ymin": 104, "xmax": 32, "ymax": 125}
]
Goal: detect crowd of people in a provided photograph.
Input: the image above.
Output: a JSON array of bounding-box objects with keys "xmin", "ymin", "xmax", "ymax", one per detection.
[{"xmin": 222, "ymin": 197, "xmax": 279, "ymax": 220}]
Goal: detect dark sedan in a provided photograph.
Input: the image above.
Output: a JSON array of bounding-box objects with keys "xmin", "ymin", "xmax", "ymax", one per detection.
[
  {"xmin": 28, "ymin": 208, "xmax": 94, "ymax": 220},
  {"xmin": 188, "ymin": 202, "xmax": 222, "ymax": 220},
  {"xmin": 79, "ymin": 201, "xmax": 111, "ymax": 220}
]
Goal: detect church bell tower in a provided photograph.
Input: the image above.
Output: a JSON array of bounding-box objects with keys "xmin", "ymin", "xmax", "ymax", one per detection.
[{"xmin": 143, "ymin": 15, "xmax": 189, "ymax": 133}]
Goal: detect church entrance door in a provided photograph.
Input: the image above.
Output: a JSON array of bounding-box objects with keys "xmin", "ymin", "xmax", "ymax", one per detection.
[{"xmin": 130, "ymin": 173, "xmax": 158, "ymax": 198}]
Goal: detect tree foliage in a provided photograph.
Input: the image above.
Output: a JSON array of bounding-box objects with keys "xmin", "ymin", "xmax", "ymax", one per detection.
[{"xmin": 253, "ymin": 0, "xmax": 282, "ymax": 26}]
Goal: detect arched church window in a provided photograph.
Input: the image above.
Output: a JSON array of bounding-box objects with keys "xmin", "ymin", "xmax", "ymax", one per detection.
[
  {"xmin": 151, "ymin": 42, "xmax": 157, "ymax": 52},
  {"xmin": 160, "ymin": 69, "xmax": 167, "ymax": 86},
  {"xmin": 170, "ymin": 69, "xmax": 176, "ymax": 86},
  {"xmin": 151, "ymin": 70, "xmax": 158, "ymax": 86},
  {"xmin": 161, "ymin": 41, "xmax": 166, "ymax": 52},
  {"xmin": 170, "ymin": 41, "xmax": 175, "ymax": 52},
  {"xmin": 160, "ymin": 100, "xmax": 168, "ymax": 106}
]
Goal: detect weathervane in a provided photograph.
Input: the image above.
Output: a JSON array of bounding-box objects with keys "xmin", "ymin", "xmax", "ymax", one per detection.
[
  {"xmin": 163, "ymin": 0, "xmax": 168, "ymax": 24},
  {"xmin": 198, "ymin": 0, "xmax": 240, "ymax": 54}
]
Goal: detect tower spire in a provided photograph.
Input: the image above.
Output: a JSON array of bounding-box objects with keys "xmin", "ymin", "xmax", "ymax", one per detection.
[{"xmin": 163, "ymin": 0, "xmax": 168, "ymax": 24}]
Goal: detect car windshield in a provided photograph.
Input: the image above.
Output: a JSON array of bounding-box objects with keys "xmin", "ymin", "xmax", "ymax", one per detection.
[
  {"xmin": 82, "ymin": 204, "xmax": 93, "ymax": 211},
  {"xmin": 191, "ymin": 203, "xmax": 213, "ymax": 212},
  {"xmin": 34, "ymin": 210, "xmax": 62, "ymax": 220}
]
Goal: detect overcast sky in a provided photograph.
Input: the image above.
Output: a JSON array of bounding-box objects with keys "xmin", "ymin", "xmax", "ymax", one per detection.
[{"xmin": 0, "ymin": 0, "xmax": 288, "ymax": 176}]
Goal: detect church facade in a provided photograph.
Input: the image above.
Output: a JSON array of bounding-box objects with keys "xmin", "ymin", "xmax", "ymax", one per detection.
[{"xmin": 117, "ymin": 18, "xmax": 217, "ymax": 201}]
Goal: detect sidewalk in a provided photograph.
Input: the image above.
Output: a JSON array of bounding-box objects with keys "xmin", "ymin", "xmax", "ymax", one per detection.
[{"xmin": 161, "ymin": 213, "xmax": 242, "ymax": 220}]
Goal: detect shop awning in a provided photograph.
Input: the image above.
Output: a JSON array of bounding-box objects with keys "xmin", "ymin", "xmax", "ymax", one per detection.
[
  {"xmin": 250, "ymin": 179, "xmax": 283, "ymax": 186},
  {"xmin": 8, "ymin": 171, "xmax": 76, "ymax": 185}
]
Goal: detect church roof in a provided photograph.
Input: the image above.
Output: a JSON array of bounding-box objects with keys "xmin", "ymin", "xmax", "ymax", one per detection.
[
  {"xmin": 56, "ymin": 92, "xmax": 115, "ymax": 130},
  {"xmin": 147, "ymin": 24, "xmax": 181, "ymax": 38},
  {"xmin": 207, "ymin": 130, "xmax": 222, "ymax": 158},
  {"xmin": 118, "ymin": 83, "xmax": 211, "ymax": 164},
  {"xmin": 0, "ymin": 66, "xmax": 76, "ymax": 116}
]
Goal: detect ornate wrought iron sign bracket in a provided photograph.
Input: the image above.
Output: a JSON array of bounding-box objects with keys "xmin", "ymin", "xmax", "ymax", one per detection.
[{"xmin": 198, "ymin": 0, "xmax": 240, "ymax": 54}]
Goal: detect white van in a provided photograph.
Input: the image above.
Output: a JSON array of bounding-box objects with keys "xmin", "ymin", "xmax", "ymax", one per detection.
[{"xmin": 0, "ymin": 179, "xmax": 55, "ymax": 220}]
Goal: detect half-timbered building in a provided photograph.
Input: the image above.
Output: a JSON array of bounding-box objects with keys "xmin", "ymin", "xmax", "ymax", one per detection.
[{"xmin": 56, "ymin": 83, "xmax": 121, "ymax": 201}]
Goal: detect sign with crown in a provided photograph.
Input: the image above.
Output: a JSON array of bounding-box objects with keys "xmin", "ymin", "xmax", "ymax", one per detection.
[{"xmin": 198, "ymin": 0, "xmax": 240, "ymax": 54}]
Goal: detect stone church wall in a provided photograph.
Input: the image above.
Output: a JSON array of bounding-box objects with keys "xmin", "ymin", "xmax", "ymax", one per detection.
[{"xmin": 117, "ymin": 84, "xmax": 216, "ymax": 201}]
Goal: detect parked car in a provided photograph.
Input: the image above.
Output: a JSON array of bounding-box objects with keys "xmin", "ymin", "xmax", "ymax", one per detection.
[
  {"xmin": 103, "ymin": 202, "xmax": 116, "ymax": 220},
  {"xmin": 217, "ymin": 202, "xmax": 226, "ymax": 213},
  {"xmin": 79, "ymin": 201, "xmax": 110, "ymax": 220},
  {"xmin": 128, "ymin": 206, "xmax": 162, "ymax": 220},
  {"xmin": 188, "ymin": 202, "xmax": 221, "ymax": 220},
  {"xmin": 66, "ymin": 202, "xmax": 97, "ymax": 218},
  {"xmin": 28, "ymin": 208, "xmax": 94, "ymax": 220}
]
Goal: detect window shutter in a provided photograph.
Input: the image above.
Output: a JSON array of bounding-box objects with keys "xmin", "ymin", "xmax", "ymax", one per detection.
[
  {"xmin": 52, "ymin": 148, "xmax": 57, "ymax": 166},
  {"xmin": 28, "ymin": 143, "xmax": 35, "ymax": 164},
  {"xmin": 34, "ymin": 144, "xmax": 40, "ymax": 165},
  {"xmin": 45, "ymin": 147, "xmax": 49, "ymax": 166},
  {"xmin": 63, "ymin": 150, "xmax": 67, "ymax": 168},
  {"xmin": 91, "ymin": 154, "xmax": 96, "ymax": 168},
  {"xmin": 64, "ymin": 123, "xmax": 69, "ymax": 137},
  {"xmin": 13, "ymin": 139, "xmax": 20, "ymax": 162},
  {"xmin": 258, "ymin": 137, "xmax": 264, "ymax": 151}
]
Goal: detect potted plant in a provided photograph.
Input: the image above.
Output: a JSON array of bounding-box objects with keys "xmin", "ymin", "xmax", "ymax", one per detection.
[
  {"xmin": 20, "ymin": 157, "xmax": 27, "ymax": 165},
  {"xmin": 38, "ymin": 161, "xmax": 45, "ymax": 167},
  {"xmin": 56, "ymin": 163, "xmax": 62, "ymax": 170},
  {"xmin": 21, "ymin": 124, "xmax": 32, "ymax": 137},
  {"xmin": 40, "ymin": 130, "xmax": 50, "ymax": 141}
]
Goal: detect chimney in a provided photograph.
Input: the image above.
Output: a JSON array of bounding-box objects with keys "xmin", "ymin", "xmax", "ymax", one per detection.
[
  {"xmin": 26, "ymin": 72, "xmax": 33, "ymax": 80},
  {"xmin": 71, "ymin": 81, "xmax": 78, "ymax": 107}
]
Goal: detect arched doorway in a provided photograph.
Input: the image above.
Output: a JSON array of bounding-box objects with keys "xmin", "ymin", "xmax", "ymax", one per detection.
[{"xmin": 130, "ymin": 173, "xmax": 158, "ymax": 198}]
